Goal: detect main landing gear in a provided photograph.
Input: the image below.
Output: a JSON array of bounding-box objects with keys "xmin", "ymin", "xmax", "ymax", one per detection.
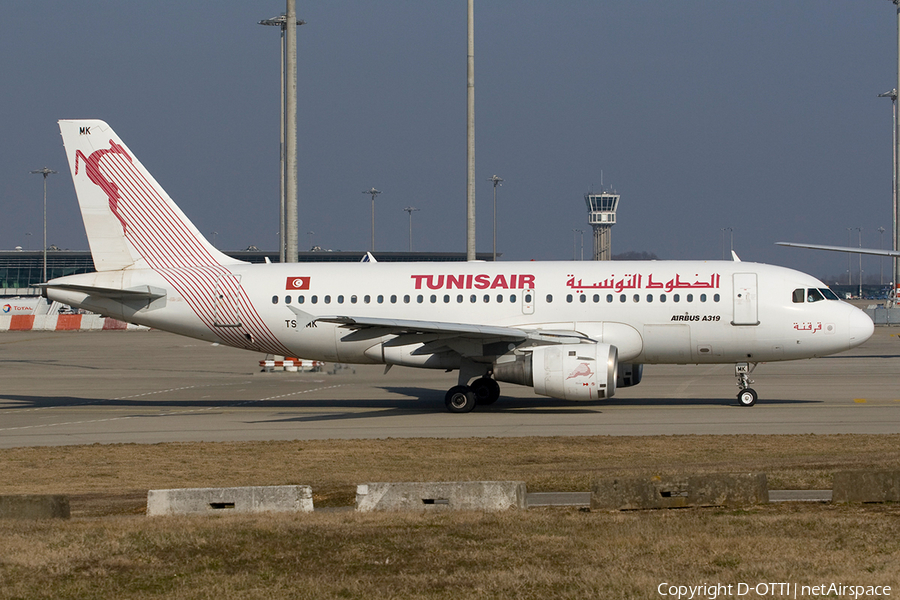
[
  {"xmin": 444, "ymin": 376, "xmax": 501, "ymax": 413},
  {"xmin": 735, "ymin": 362, "xmax": 758, "ymax": 407}
]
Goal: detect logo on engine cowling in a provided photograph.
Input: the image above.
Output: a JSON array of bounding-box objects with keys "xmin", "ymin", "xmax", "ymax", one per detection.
[{"xmin": 566, "ymin": 362, "xmax": 594, "ymax": 380}]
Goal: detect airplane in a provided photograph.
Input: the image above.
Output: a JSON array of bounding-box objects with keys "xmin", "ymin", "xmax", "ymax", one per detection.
[{"xmin": 44, "ymin": 119, "xmax": 875, "ymax": 412}]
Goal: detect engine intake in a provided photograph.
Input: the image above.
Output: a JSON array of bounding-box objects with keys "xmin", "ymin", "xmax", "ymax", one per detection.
[{"xmin": 493, "ymin": 343, "xmax": 617, "ymax": 401}]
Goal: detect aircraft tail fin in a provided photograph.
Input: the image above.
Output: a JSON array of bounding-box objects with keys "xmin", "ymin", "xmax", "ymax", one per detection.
[{"xmin": 58, "ymin": 119, "xmax": 242, "ymax": 272}]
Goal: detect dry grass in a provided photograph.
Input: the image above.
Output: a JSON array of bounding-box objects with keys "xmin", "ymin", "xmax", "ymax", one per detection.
[
  {"xmin": 1, "ymin": 435, "xmax": 899, "ymax": 512},
  {"xmin": 0, "ymin": 505, "xmax": 898, "ymax": 599},
  {"xmin": 1, "ymin": 435, "xmax": 899, "ymax": 598}
]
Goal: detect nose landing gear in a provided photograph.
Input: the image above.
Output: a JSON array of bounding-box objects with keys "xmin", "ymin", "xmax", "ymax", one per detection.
[{"xmin": 735, "ymin": 362, "xmax": 757, "ymax": 407}]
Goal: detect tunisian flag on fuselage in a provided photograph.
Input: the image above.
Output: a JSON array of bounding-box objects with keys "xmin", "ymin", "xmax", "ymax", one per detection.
[{"xmin": 286, "ymin": 277, "xmax": 310, "ymax": 290}]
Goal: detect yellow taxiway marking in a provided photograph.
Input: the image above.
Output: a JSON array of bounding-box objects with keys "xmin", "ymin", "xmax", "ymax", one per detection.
[{"xmin": 853, "ymin": 399, "xmax": 867, "ymax": 403}]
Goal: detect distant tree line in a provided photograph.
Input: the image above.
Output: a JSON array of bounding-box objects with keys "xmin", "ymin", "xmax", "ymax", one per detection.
[{"xmin": 612, "ymin": 251, "xmax": 658, "ymax": 261}]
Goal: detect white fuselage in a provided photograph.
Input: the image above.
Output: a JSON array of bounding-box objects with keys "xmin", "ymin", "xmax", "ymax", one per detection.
[{"xmin": 47, "ymin": 259, "xmax": 873, "ymax": 368}]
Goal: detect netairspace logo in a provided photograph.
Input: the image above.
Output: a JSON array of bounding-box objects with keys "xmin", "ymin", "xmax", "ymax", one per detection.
[{"xmin": 657, "ymin": 582, "xmax": 892, "ymax": 599}]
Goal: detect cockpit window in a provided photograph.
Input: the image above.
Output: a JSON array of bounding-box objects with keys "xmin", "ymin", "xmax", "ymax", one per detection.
[
  {"xmin": 819, "ymin": 288, "xmax": 840, "ymax": 300},
  {"xmin": 792, "ymin": 288, "xmax": 804, "ymax": 303},
  {"xmin": 806, "ymin": 288, "xmax": 825, "ymax": 303}
]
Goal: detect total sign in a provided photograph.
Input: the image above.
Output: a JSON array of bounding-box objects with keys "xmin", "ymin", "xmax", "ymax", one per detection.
[{"xmin": 2, "ymin": 301, "xmax": 38, "ymax": 315}]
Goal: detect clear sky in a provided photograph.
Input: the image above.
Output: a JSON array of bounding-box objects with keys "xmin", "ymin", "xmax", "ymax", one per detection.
[{"xmin": 1, "ymin": 2, "xmax": 896, "ymax": 282}]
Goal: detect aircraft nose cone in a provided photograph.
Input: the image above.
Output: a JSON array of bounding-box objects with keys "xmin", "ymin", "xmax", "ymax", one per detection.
[{"xmin": 847, "ymin": 308, "xmax": 874, "ymax": 349}]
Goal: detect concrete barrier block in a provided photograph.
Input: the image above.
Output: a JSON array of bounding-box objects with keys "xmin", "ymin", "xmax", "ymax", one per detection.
[
  {"xmin": 833, "ymin": 471, "xmax": 900, "ymax": 503},
  {"xmin": 32, "ymin": 315, "xmax": 55, "ymax": 331},
  {"xmin": 356, "ymin": 481, "xmax": 527, "ymax": 512},
  {"xmin": 0, "ymin": 495, "xmax": 70, "ymax": 520},
  {"xmin": 591, "ymin": 473, "xmax": 768, "ymax": 511},
  {"xmin": 686, "ymin": 473, "xmax": 768, "ymax": 507},
  {"xmin": 147, "ymin": 485, "xmax": 314, "ymax": 516}
]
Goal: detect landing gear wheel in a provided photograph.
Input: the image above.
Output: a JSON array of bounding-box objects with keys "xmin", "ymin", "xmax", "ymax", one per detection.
[
  {"xmin": 471, "ymin": 377, "xmax": 501, "ymax": 405},
  {"xmin": 445, "ymin": 385, "xmax": 477, "ymax": 413},
  {"xmin": 737, "ymin": 388, "xmax": 757, "ymax": 407}
]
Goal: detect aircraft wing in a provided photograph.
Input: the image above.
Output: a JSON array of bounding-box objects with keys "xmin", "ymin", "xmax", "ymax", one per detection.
[
  {"xmin": 287, "ymin": 306, "xmax": 590, "ymax": 346},
  {"xmin": 777, "ymin": 242, "xmax": 900, "ymax": 258}
]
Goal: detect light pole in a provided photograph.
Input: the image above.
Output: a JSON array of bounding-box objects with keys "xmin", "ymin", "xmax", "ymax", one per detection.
[
  {"xmin": 847, "ymin": 227, "xmax": 853, "ymax": 289},
  {"xmin": 306, "ymin": 230, "xmax": 314, "ymax": 251},
  {"xmin": 466, "ymin": 0, "xmax": 476, "ymax": 261},
  {"xmin": 403, "ymin": 207, "xmax": 419, "ymax": 252},
  {"xmin": 363, "ymin": 188, "xmax": 382, "ymax": 252},
  {"xmin": 857, "ymin": 227, "xmax": 863, "ymax": 298},
  {"xmin": 721, "ymin": 227, "xmax": 733, "ymax": 260},
  {"xmin": 259, "ymin": 6, "xmax": 305, "ymax": 263},
  {"xmin": 572, "ymin": 229, "xmax": 584, "ymax": 261},
  {"xmin": 30, "ymin": 167, "xmax": 57, "ymax": 283},
  {"xmin": 879, "ymin": 88, "xmax": 897, "ymax": 299},
  {"xmin": 488, "ymin": 175, "xmax": 503, "ymax": 261},
  {"xmin": 879, "ymin": 226, "xmax": 886, "ymax": 285}
]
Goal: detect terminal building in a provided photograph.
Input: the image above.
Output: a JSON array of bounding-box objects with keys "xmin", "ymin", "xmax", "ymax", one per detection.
[{"xmin": 0, "ymin": 250, "xmax": 496, "ymax": 297}]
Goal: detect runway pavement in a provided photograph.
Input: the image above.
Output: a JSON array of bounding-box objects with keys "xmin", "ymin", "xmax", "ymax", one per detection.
[{"xmin": 1, "ymin": 327, "xmax": 899, "ymax": 447}]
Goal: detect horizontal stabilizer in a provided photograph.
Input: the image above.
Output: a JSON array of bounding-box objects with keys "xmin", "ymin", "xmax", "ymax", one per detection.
[{"xmin": 38, "ymin": 283, "xmax": 166, "ymax": 301}]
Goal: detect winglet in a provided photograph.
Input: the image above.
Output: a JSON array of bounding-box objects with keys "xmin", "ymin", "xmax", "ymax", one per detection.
[{"xmin": 731, "ymin": 250, "xmax": 741, "ymax": 262}]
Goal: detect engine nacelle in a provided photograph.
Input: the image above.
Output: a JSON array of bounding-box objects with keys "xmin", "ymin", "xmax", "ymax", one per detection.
[
  {"xmin": 616, "ymin": 363, "xmax": 643, "ymax": 388},
  {"xmin": 493, "ymin": 343, "xmax": 617, "ymax": 401}
]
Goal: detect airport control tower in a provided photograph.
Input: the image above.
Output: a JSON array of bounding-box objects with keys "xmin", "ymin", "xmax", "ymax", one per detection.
[{"xmin": 585, "ymin": 190, "xmax": 620, "ymax": 260}]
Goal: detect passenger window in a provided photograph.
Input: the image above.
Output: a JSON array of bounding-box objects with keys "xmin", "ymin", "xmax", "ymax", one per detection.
[
  {"xmin": 284, "ymin": 296, "xmax": 291, "ymax": 304},
  {"xmin": 404, "ymin": 295, "xmax": 410, "ymax": 303},
  {"xmin": 470, "ymin": 295, "xmax": 477, "ymax": 303},
  {"xmin": 546, "ymin": 294, "xmax": 553, "ymax": 303},
  {"xmin": 430, "ymin": 295, "xmax": 437, "ymax": 303},
  {"xmin": 510, "ymin": 294, "xmax": 516, "ymax": 303},
  {"xmin": 792, "ymin": 288, "xmax": 805, "ymax": 303},
  {"xmin": 660, "ymin": 294, "xmax": 667, "ymax": 303},
  {"xmin": 566, "ymin": 294, "xmax": 573, "ymax": 303},
  {"xmin": 497, "ymin": 294, "xmax": 503, "ymax": 303},
  {"xmin": 484, "ymin": 294, "xmax": 490, "ymax": 303},
  {"xmin": 593, "ymin": 294, "xmax": 600, "ymax": 303},
  {"xmin": 673, "ymin": 294, "xmax": 680, "ymax": 303},
  {"xmin": 272, "ymin": 295, "xmax": 278, "ymax": 304},
  {"xmin": 377, "ymin": 295, "xmax": 384, "ymax": 304},
  {"xmin": 646, "ymin": 294, "xmax": 653, "ymax": 303},
  {"xmin": 619, "ymin": 294, "xmax": 626, "ymax": 303},
  {"xmin": 364, "ymin": 295, "xmax": 371, "ymax": 304},
  {"xmin": 417, "ymin": 295, "xmax": 424, "ymax": 303},
  {"xmin": 525, "ymin": 293, "xmax": 533, "ymax": 303},
  {"xmin": 389, "ymin": 295, "xmax": 396, "ymax": 303},
  {"xmin": 457, "ymin": 294, "xmax": 464, "ymax": 303},
  {"xmin": 298, "ymin": 296, "xmax": 305, "ymax": 304},
  {"xmin": 311, "ymin": 295, "xmax": 318, "ymax": 304},
  {"xmin": 713, "ymin": 294, "xmax": 720, "ymax": 302},
  {"xmin": 444, "ymin": 295, "xmax": 450, "ymax": 303},
  {"xmin": 700, "ymin": 294, "xmax": 707, "ymax": 302},
  {"xmin": 350, "ymin": 295, "xmax": 357, "ymax": 304},
  {"xmin": 807, "ymin": 288, "xmax": 825, "ymax": 303},
  {"xmin": 337, "ymin": 295, "xmax": 344, "ymax": 304},
  {"xmin": 579, "ymin": 294, "xmax": 586, "ymax": 303},
  {"xmin": 607, "ymin": 294, "xmax": 613, "ymax": 303},
  {"xmin": 633, "ymin": 294, "xmax": 640, "ymax": 303},
  {"xmin": 686, "ymin": 294, "xmax": 693, "ymax": 302},
  {"xmin": 324, "ymin": 295, "xmax": 331, "ymax": 304}
]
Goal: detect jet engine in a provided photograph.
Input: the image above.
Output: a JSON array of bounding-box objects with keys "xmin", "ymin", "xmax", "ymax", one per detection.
[
  {"xmin": 493, "ymin": 343, "xmax": 617, "ymax": 401},
  {"xmin": 616, "ymin": 363, "xmax": 643, "ymax": 388}
]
